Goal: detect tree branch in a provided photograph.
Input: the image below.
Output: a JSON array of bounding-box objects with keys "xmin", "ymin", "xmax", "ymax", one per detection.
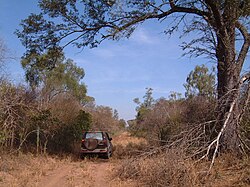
[{"xmin": 236, "ymin": 21, "xmax": 250, "ymax": 74}]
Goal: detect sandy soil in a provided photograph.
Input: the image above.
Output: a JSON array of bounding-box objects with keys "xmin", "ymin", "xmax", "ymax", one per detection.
[
  {"xmin": 36, "ymin": 159, "xmax": 136, "ymax": 187},
  {"xmin": 34, "ymin": 158, "xmax": 138, "ymax": 187}
]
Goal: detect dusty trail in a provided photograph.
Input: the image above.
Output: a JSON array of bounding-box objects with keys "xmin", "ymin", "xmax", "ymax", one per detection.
[
  {"xmin": 86, "ymin": 161, "xmax": 110, "ymax": 187},
  {"xmin": 0, "ymin": 132, "xmax": 143, "ymax": 187},
  {"xmin": 38, "ymin": 164, "xmax": 74, "ymax": 187},
  {"xmin": 36, "ymin": 132, "xmax": 143, "ymax": 187},
  {"xmin": 36, "ymin": 158, "xmax": 136, "ymax": 187}
]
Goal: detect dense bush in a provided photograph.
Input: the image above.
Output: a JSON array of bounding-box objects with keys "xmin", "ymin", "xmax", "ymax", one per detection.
[
  {"xmin": 130, "ymin": 95, "xmax": 216, "ymax": 148},
  {"xmin": 0, "ymin": 79, "xmax": 123, "ymax": 154}
]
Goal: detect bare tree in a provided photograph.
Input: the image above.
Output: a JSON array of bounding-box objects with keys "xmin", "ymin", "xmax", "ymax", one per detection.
[{"xmin": 0, "ymin": 81, "xmax": 35, "ymax": 149}]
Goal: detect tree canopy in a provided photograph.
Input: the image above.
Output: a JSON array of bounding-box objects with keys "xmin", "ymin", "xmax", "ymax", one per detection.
[
  {"xmin": 16, "ymin": 1, "xmax": 250, "ymax": 59},
  {"xmin": 44, "ymin": 58, "xmax": 87, "ymax": 101},
  {"xmin": 16, "ymin": 0, "xmax": 250, "ymax": 152},
  {"xmin": 184, "ymin": 64, "xmax": 216, "ymax": 98}
]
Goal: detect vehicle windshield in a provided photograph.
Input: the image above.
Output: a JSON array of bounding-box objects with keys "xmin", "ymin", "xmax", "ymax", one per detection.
[{"xmin": 85, "ymin": 132, "xmax": 103, "ymax": 140}]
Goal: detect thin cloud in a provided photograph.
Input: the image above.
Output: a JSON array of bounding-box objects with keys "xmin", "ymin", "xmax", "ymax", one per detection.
[
  {"xmin": 131, "ymin": 28, "xmax": 159, "ymax": 44},
  {"xmin": 88, "ymin": 69, "xmax": 151, "ymax": 84},
  {"xmin": 93, "ymin": 48, "xmax": 116, "ymax": 58}
]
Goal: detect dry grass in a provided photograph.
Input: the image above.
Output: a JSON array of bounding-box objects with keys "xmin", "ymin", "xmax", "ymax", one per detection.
[
  {"xmin": 116, "ymin": 150, "xmax": 200, "ymax": 187},
  {"xmin": 0, "ymin": 132, "xmax": 145, "ymax": 187},
  {"xmin": 205, "ymin": 154, "xmax": 250, "ymax": 187},
  {"xmin": 115, "ymin": 150, "xmax": 250, "ymax": 187},
  {"xmin": 112, "ymin": 132, "xmax": 147, "ymax": 146},
  {"xmin": 0, "ymin": 152, "xmax": 69, "ymax": 187},
  {"xmin": 0, "ymin": 151, "xmax": 139, "ymax": 187},
  {"xmin": 73, "ymin": 159, "xmax": 140, "ymax": 187},
  {"xmin": 112, "ymin": 132, "xmax": 148, "ymax": 159},
  {"xmin": 1, "ymin": 132, "xmax": 250, "ymax": 187}
]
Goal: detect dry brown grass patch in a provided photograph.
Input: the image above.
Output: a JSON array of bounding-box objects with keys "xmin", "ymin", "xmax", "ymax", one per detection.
[
  {"xmin": 205, "ymin": 154, "xmax": 250, "ymax": 187},
  {"xmin": 115, "ymin": 150, "xmax": 250, "ymax": 187},
  {"xmin": 112, "ymin": 132, "xmax": 148, "ymax": 159},
  {"xmin": 116, "ymin": 149, "xmax": 201, "ymax": 187},
  {"xmin": 0, "ymin": 152, "xmax": 66, "ymax": 187}
]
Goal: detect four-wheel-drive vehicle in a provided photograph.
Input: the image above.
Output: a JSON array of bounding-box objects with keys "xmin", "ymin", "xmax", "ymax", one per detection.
[{"xmin": 80, "ymin": 131, "xmax": 113, "ymax": 159}]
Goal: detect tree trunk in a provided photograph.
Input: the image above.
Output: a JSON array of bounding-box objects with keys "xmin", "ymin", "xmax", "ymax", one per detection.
[{"xmin": 216, "ymin": 19, "xmax": 241, "ymax": 152}]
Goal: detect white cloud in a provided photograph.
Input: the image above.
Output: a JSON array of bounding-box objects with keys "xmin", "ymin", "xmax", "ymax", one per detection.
[
  {"xmin": 88, "ymin": 68, "xmax": 150, "ymax": 84},
  {"xmin": 131, "ymin": 28, "xmax": 158, "ymax": 44},
  {"xmin": 93, "ymin": 48, "xmax": 116, "ymax": 58}
]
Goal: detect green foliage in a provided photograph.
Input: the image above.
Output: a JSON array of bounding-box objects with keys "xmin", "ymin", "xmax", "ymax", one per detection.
[
  {"xmin": 16, "ymin": 0, "xmax": 249, "ymax": 59},
  {"xmin": 118, "ymin": 119, "xmax": 127, "ymax": 129},
  {"xmin": 0, "ymin": 131, "xmax": 6, "ymax": 145},
  {"xmin": 113, "ymin": 109, "xmax": 119, "ymax": 120},
  {"xmin": 21, "ymin": 47, "xmax": 63, "ymax": 88},
  {"xmin": 12, "ymin": 0, "xmax": 250, "ymax": 153},
  {"xmin": 132, "ymin": 88, "xmax": 156, "ymax": 137},
  {"xmin": 142, "ymin": 88, "xmax": 154, "ymax": 108},
  {"xmin": 184, "ymin": 64, "xmax": 216, "ymax": 99},
  {"xmin": 20, "ymin": 47, "xmax": 87, "ymax": 103},
  {"xmin": 21, "ymin": 48, "xmax": 87, "ymax": 102},
  {"xmin": 30, "ymin": 109, "xmax": 60, "ymax": 135},
  {"xmin": 74, "ymin": 110, "xmax": 92, "ymax": 135},
  {"xmin": 0, "ymin": 77, "xmax": 93, "ymax": 153},
  {"xmin": 134, "ymin": 88, "xmax": 155, "ymax": 121},
  {"xmin": 44, "ymin": 58, "xmax": 87, "ymax": 101},
  {"xmin": 131, "ymin": 87, "xmax": 216, "ymax": 145},
  {"xmin": 168, "ymin": 91, "xmax": 183, "ymax": 101},
  {"xmin": 49, "ymin": 110, "xmax": 92, "ymax": 153}
]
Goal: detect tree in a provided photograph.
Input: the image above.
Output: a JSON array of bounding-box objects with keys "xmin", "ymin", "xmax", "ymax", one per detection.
[
  {"xmin": 134, "ymin": 87, "xmax": 155, "ymax": 121},
  {"xmin": 86, "ymin": 105, "xmax": 122, "ymax": 132},
  {"xmin": 0, "ymin": 80, "xmax": 37, "ymax": 149},
  {"xmin": 21, "ymin": 47, "xmax": 63, "ymax": 89},
  {"xmin": 184, "ymin": 64, "xmax": 216, "ymax": 98},
  {"xmin": 21, "ymin": 50, "xmax": 87, "ymax": 102},
  {"xmin": 16, "ymin": 1, "xmax": 250, "ymax": 152},
  {"xmin": 21, "ymin": 49, "xmax": 89, "ymax": 105},
  {"xmin": 139, "ymin": 98, "xmax": 185, "ymax": 145},
  {"xmin": 113, "ymin": 109, "xmax": 119, "ymax": 120},
  {"xmin": 43, "ymin": 58, "xmax": 87, "ymax": 102}
]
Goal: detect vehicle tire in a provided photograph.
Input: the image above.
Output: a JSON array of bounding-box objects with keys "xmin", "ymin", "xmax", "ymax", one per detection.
[
  {"xmin": 84, "ymin": 138, "xmax": 98, "ymax": 151},
  {"xmin": 80, "ymin": 153, "xmax": 85, "ymax": 159},
  {"xmin": 104, "ymin": 151, "xmax": 111, "ymax": 159}
]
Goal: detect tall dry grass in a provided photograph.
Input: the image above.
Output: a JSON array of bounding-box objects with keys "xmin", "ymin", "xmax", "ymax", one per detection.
[
  {"xmin": 0, "ymin": 152, "xmax": 67, "ymax": 187},
  {"xmin": 116, "ymin": 149, "xmax": 201, "ymax": 187},
  {"xmin": 112, "ymin": 131, "xmax": 148, "ymax": 159},
  {"xmin": 115, "ymin": 149, "xmax": 250, "ymax": 187}
]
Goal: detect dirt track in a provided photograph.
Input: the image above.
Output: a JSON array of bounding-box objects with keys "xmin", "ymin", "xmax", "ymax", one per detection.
[
  {"xmin": 0, "ymin": 132, "xmax": 144, "ymax": 187},
  {"xmin": 36, "ymin": 132, "xmax": 143, "ymax": 187},
  {"xmin": 36, "ymin": 157, "xmax": 137, "ymax": 187},
  {"xmin": 37, "ymin": 159, "xmax": 116, "ymax": 187}
]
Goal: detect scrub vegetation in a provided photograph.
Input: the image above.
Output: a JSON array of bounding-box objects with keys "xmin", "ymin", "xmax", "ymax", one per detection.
[{"xmin": 1, "ymin": 0, "xmax": 250, "ymax": 186}]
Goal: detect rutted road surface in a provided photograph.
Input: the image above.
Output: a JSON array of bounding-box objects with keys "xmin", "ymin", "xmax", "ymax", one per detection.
[
  {"xmin": 36, "ymin": 132, "xmax": 143, "ymax": 187},
  {"xmin": 37, "ymin": 159, "xmax": 129, "ymax": 187}
]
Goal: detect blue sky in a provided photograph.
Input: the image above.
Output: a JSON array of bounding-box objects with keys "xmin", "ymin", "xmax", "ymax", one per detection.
[{"xmin": 0, "ymin": 0, "xmax": 218, "ymax": 120}]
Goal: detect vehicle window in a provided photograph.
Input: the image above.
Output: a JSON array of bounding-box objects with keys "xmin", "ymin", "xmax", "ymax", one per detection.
[{"xmin": 85, "ymin": 132, "xmax": 103, "ymax": 140}]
